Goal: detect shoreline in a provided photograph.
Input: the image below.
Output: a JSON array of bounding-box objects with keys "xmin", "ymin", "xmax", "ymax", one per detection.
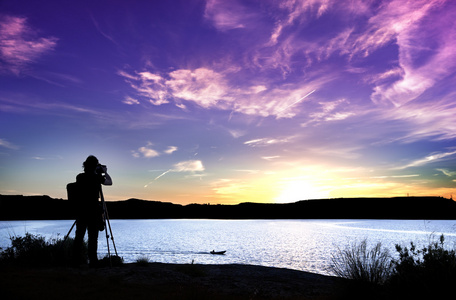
[{"xmin": 0, "ymin": 262, "xmax": 346, "ymax": 299}]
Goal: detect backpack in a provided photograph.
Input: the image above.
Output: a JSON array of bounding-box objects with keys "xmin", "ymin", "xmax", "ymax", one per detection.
[
  {"xmin": 67, "ymin": 182, "xmax": 84, "ymax": 214},
  {"xmin": 66, "ymin": 182, "xmax": 81, "ymax": 202},
  {"xmin": 66, "ymin": 182, "xmax": 105, "ymax": 229}
]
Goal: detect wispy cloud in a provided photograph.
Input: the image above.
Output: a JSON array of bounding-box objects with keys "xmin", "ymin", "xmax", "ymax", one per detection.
[
  {"xmin": 369, "ymin": 0, "xmax": 456, "ymax": 107},
  {"xmin": 166, "ymin": 68, "xmax": 232, "ymax": 108},
  {"xmin": 116, "ymin": 0, "xmax": 456, "ymax": 129},
  {"xmin": 120, "ymin": 71, "xmax": 169, "ymax": 106},
  {"xmin": 164, "ymin": 146, "xmax": 178, "ymax": 154},
  {"xmin": 0, "ymin": 15, "xmax": 57, "ymax": 75},
  {"xmin": 436, "ymin": 169, "xmax": 456, "ymax": 177},
  {"xmin": 172, "ymin": 160, "xmax": 205, "ymax": 172},
  {"xmin": 119, "ymin": 66, "xmax": 322, "ymax": 119},
  {"xmin": 245, "ymin": 0, "xmax": 367, "ymax": 72},
  {"xmin": 376, "ymin": 95, "xmax": 456, "ymax": 143},
  {"xmin": 370, "ymin": 174, "xmax": 420, "ymax": 179},
  {"xmin": 244, "ymin": 136, "xmax": 295, "ymax": 147},
  {"xmin": 262, "ymin": 156, "xmax": 280, "ymax": 161},
  {"xmin": 30, "ymin": 155, "xmax": 62, "ymax": 160},
  {"xmin": 119, "ymin": 68, "xmax": 230, "ymax": 107},
  {"xmin": 122, "ymin": 96, "xmax": 140, "ymax": 105},
  {"xmin": 133, "ymin": 143, "xmax": 178, "ymax": 158},
  {"xmin": 268, "ymin": 89, "xmax": 316, "ymax": 118},
  {"xmin": 0, "ymin": 138, "xmax": 19, "ymax": 150},
  {"xmin": 133, "ymin": 146, "xmax": 160, "ymax": 158},
  {"xmin": 232, "ymin": 84, "xmax": 320, "ymax": 119},
  {"xmin": 204, "ymin": 0, "xmax": 253, "ymax": 31},
  {"xmin": 90, "ymin": 14, "xmax": 118, "ymax": 45},
  {"xmin": 152, "ymin": 169, "xmax": 172, "ymax": 182},
  {"xmin": 138, "ymin": 2, "xmax": 435, "ymax": 129},
  {"xmin": 394, "ymin": 149, "xmax": 456, "ymax": 170},
  {"xmin": 304, "ymin": 98, "xmax": 356, "ymax": 125},
  {"xmin": 0, "ymin": 93, "xmax": 104, "ymax": 117},
  {"xmin": 236, "ymin": 0, "xmax": 453, "ymax": 111},
  {"xmin": 145, "ymin": 159, "xmax": 205, "ymax": 186}
]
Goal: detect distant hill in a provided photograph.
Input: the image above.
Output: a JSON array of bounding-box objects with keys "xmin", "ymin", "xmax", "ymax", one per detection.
[{"xmin": 1, "ymin": 195, "xmax": 455, "ymax": 220}]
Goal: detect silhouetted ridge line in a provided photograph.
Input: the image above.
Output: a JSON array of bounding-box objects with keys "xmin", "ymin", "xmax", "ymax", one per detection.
[{"xmin": 1, "ymin": 195, "xmax": 455, "ymax": 220}]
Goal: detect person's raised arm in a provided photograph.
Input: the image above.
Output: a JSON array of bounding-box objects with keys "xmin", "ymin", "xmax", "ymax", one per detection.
[
  {"xmin": 101, "ymin": 165, "xmax": 112, "ymax": 186},
  {"xmin": 103, "ymin": 173, "xmax": 112, "ymax": 185}
]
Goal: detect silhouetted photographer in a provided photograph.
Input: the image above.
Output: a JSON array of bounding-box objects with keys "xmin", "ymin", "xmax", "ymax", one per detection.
[{"xmin": 72, "ymin": 155, "xmax": 112, "ymax": 267}]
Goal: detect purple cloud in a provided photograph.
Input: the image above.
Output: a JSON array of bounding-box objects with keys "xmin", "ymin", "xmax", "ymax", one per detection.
[{"xmin": 0, "ymin": 15, "xmax": 57, "ymax": 75}]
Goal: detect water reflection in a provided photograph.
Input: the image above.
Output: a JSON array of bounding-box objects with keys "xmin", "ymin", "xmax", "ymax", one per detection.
[{"xmin": 1, "ymin": 219, "xmax": 455, "ymax": 275}]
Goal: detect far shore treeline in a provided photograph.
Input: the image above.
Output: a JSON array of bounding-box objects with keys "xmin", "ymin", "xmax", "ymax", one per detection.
[{"xmin": 1, "ymin": 195, "xmax": 456, "ymax": 220}]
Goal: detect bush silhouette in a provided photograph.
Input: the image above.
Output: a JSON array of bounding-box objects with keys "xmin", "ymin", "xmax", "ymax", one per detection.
[
  {"xmin": 390, "ymin": 234, "xmax": 456, "ymax": 298},
  {"xmin": 0, "ymin": 233, "xmax": 87, "ymax": 267},
  {"xmin": 331, "ymin": 235, "xmax": 456, "ymax": 299}
]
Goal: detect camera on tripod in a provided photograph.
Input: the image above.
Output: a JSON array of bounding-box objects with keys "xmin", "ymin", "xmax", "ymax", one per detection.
[{"xmin": 96, "ymin": 164, "xmax": 107, "ymax": 175}]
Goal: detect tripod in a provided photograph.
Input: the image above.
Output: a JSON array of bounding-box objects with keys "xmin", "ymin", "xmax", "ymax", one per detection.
[
  {"xmin": 100, "ymin": 185, "xmax": 118, "ymax": 265},
  {"xmin": 63, "ymin": 186, "xmax": 118, "ymax": 266}
]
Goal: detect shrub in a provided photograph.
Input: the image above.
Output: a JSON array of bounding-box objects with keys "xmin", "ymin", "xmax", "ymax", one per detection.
[
  {"xmin": 135, "ymin": 255, "xmax": 151, "ymax": 266},
  {"xmin": 330, "ymin": 239, "xmax": 393, "ymax": 285},
  {"xmin": 99, "ymin": 254, "xmax": 124, "ymax": 267},
  {"xmin": 390, "ymin": 234, "xmax": 456, "ymax": 297},
  {"xmin": 0, "ymin": 233, "xmax": 87, "ymax": 267}
]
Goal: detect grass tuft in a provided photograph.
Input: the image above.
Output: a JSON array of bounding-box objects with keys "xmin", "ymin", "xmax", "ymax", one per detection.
[
  {"xmin": 330, "ymin": 239, "xmax": 393, "ymax": 285},
  {"xmin": 135, "ymin": 255, "xmax": 151, "ymax": 266}
]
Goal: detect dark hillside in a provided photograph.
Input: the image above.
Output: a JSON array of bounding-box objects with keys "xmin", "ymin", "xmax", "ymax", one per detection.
[{"xmin": 1, "ymin": 195, "xmax": 455, "ymax": 220}]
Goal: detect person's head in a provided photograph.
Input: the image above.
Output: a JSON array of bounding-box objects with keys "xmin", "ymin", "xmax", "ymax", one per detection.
[{"xmin": 83, "ymin": 155, "xmax": 99, "ymax": 173}]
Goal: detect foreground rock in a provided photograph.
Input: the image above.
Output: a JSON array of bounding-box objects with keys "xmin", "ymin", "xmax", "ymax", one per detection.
[{"xmin": 1, "ymin": 263, "xmax": 345, "ymax": 299}]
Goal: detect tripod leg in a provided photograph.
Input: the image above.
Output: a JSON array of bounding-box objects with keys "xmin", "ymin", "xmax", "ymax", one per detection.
[
  {"xmin": 63, "ymin": 220, "xmax": 77, "ymax": 243},
  {"xmin": 103, "ymin": 210, "xmax": 112, "ymax": 267},
  {"xmin": 103, "ymin": 201, "xmax": 118, "ymax": 256},
  {"xmin": 59, "ymin": 220, "xmax": 77, "ymax": 252},
  {"xmin": 100, "ymin": 186, "xmax": 114, "ymax": 267}
]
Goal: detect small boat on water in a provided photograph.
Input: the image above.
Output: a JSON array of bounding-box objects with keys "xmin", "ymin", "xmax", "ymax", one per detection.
[{"xmin": 210, "ymin": 250, "xmax": 226, "ymax": 255}]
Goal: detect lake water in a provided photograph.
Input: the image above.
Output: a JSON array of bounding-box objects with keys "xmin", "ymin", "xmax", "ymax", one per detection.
[{"xmin": 1, "ymin": 219, "xmax": 456, "ymax": 275}]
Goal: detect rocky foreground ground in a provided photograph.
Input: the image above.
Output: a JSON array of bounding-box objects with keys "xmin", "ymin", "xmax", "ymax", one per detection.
[{"xmin": 0, "ymin": 262, "xmax": 354, "ymax": 300}]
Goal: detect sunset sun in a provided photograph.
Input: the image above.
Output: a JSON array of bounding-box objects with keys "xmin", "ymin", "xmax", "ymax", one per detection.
[{"xmin": 275, "ymin": 181, "xmax": 330, "ymax": 203}]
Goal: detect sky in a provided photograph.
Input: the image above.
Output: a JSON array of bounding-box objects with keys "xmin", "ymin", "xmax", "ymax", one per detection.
[{"xmin": 1, "ymin": 0, "xmax": 455, "ymax": 204}]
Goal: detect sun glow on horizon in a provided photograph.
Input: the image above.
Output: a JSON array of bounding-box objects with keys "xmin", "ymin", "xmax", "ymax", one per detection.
[{"xmin": 275, "ymin": 180, "xmax": 330, "ymax": 203}]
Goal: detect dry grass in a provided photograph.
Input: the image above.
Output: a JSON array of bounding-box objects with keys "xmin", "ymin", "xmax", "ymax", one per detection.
[{"xmin": 330, "ymin": 239, "xmax": 392, "ymax": 284}]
